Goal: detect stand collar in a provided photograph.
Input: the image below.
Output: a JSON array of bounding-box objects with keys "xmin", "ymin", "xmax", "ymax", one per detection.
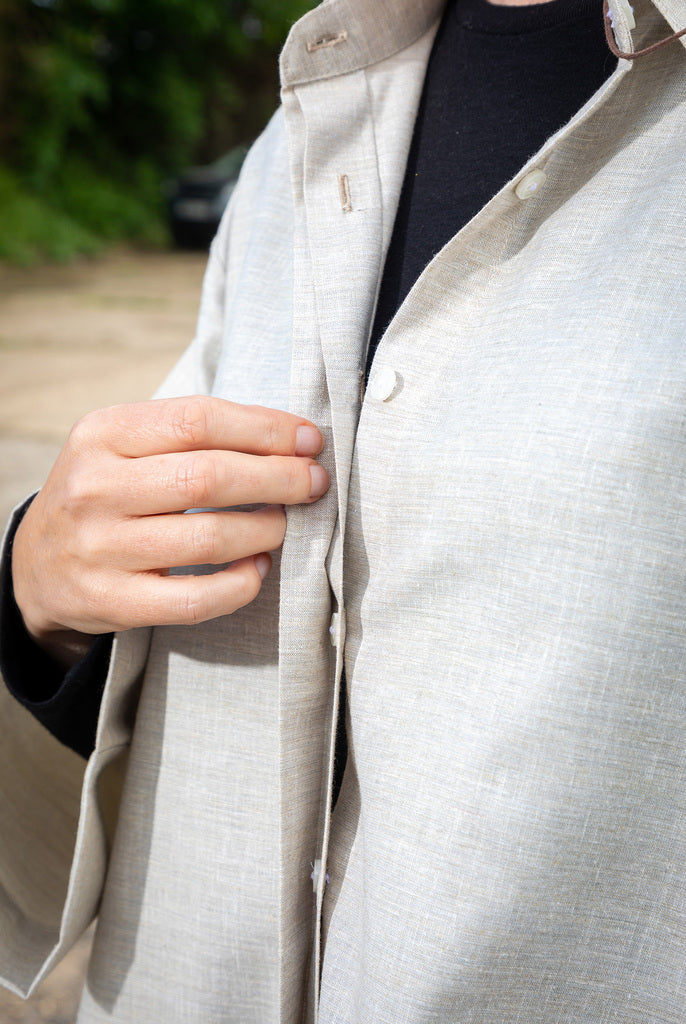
[{"xmin": 279, "ymin": 0, "xmax": 685, "ymax": 89}]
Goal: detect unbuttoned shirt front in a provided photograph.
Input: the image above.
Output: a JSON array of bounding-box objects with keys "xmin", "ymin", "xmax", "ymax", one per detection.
[{"xmin": 0, "ymin": 1, "xmax": 684, "ymax": 1021}]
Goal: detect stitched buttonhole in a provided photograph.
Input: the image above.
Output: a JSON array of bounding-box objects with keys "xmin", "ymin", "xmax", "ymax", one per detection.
[
  {"xmin": 338, "ymin": 174, "xmax": 352, "ymax": 213},
  {"xmin": 306, "ymin": 30, "xmax": 348, "ymax": 52}
]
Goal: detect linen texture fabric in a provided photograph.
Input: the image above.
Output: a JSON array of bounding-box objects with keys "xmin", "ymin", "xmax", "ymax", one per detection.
[{"xmin": 0, "ymin": 0, "xmax": 685, "ymax": 1020}]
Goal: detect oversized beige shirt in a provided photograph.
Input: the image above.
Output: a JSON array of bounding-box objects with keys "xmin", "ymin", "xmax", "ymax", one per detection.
[{"xmin": 1, "ymin": 0, "xmax": 685, "ymax": 1021}]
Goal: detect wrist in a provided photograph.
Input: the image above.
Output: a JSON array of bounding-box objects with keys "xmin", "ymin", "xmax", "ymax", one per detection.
[{"xmin": 11, "ymin": 515, "xmax": 95, "ymax": 666}]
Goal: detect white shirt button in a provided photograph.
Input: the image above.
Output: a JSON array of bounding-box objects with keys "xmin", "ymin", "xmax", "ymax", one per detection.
[
  {"xmin": 311, "ymin": 859, "xmax": 322, "ymax": 890},
  {"xmin": 368, "ymin": 366, "xmax": 399, "ymax": 402},
  {"xmin": 311, "ymin": 859, "xmax": 330, "ymax": 890},
  {"xmin": 515, "ymin": 169, "xmax": 547, "ymax": 200},
  {"xmin": 329, "ymin": 612, "xmax": 340, "ymax": 647}
]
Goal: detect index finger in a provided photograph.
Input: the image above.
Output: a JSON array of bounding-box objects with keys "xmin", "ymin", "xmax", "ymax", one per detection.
[{"xmin": 90, "ymin": 396, "xmax": 324, "ymax": 459}]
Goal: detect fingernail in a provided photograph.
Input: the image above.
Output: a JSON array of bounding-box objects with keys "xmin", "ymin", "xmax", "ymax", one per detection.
[
  {"xmin": 296, "ymin": 425, "xmax": 322, "ymax": 456},
  {"xmin": 309, "ymin": 464, "xmax": 329, "ymax": 499},
  {"xmin": 255, "ymin": 553, "xmax": 271, "ymax": 579}
]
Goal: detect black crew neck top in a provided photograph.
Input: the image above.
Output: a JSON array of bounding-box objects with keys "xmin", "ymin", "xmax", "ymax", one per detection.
[{"xmin": 2, "ymin": 0, "xmax": 617, "ymax": 762}]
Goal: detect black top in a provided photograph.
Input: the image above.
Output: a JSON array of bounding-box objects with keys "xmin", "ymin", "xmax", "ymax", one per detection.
[
  {"xmin": 1, "ymin": 0, "xmax": 616, "ymax": 760},
  {"xmin": 0, "ymin": 500, "xmax": 112, "ymax": 758},
  {"xmin": 367, "ymin": 0, "xmax": 615, "ymax": 372}
]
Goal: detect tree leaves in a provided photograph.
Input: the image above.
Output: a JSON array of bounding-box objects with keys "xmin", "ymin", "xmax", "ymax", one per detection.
[{"xmin": 0, "ymin": 0, "xmax": 316, "ymax": 261}]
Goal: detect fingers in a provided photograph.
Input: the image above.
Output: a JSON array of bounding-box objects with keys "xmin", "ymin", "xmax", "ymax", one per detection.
[
  {"xmin": 11, "ymin": 395, "xmax": 330, "ymax": 641},
  {"xmin": 119, "ymin": 556, "xmax": 274, "ymax": 628},
  {"xmin": 13, "ymin": 500, "xmax": 285, "ymax": 638},
  {"xmin": 72, "ymin": 396, "xmax": 324, "ymax": 459},
  {"xmin": 118, "ymin": 506, "xmax": 287, "ymax": 571},
  {"xmin": 102, "ymin": 450, "xmax": 329, "ymax": 516},
  {"xmin": 46, "ymin": 555, "xmax": 275, "ymax": 635}
]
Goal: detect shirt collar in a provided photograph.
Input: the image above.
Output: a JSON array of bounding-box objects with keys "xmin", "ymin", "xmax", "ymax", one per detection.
[
  {"xmin": 279, "ymin": 0, "xmax": 446, "ymax": 87},
  {"xmin": 279, "ymin": 0, "xmax": 685, "ymax": 88}
]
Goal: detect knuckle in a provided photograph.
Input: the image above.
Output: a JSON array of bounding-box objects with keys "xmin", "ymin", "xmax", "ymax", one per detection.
[
  {"xmin": 61, "ymin": 466, "xmax": 97, "ymax": 514},
  {"xmin": 181, "ymin": 585, "xmax": 210, "ymax": 626},
  {"xmin": 75, "ymin": 520, "xmax": 104, "ymax": 567},
  {"xmin": 176, "ymin": 453, "xmax": 217, "ymax": 508},
  {"xmin": 259, "ymin": 410, "xmax": 286, "ymax": 454},
  {"xmin": 189, "ymin": 517, "xmax": 218, "ymax": 564},
  {"xmin": 171, "ymin": 397, "xmax": 210, "ymax": 449},
  {"xmin": 78, "ymin": 571, "xmax": 110, "ymax": 623},
  {"xmin": 67, "ymin": 410, "xmax": 101, "ymax": 452}
]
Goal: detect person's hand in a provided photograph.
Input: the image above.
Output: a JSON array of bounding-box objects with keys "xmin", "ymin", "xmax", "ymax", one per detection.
[{"xmin": 11, "ymin": 396, "xmax": 329, "ymax": 663}]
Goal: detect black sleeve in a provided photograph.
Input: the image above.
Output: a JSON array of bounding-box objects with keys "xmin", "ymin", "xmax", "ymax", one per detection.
[{"xmin": 0, "ymin": 498, "xmax": 113, "ymax": 759}]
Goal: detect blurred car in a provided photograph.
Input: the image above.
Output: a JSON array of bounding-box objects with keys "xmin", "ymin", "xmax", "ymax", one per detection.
[{"xmin": 167, "ymin": 145, "xmax": 248, "ymax": 249}]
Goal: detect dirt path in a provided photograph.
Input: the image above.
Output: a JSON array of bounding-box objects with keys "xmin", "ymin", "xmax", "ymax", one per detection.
[
  {"xmin": 0, "ymin": 248, "xmax": 207, "ymax": 1022},
  {"xmin": 0, "ymin": 248, "xmax": 206, "ymax": 523}
]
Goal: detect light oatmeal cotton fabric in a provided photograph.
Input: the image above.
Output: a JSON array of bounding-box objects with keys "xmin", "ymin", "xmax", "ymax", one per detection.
[{"xmin": 1, "ymin": 0, "xmax": 685, "ymax": 1021}]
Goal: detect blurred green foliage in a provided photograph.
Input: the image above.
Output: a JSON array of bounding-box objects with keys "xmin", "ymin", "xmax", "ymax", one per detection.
[{"xmin": 0, "ymin": 0, "xmax": 315, "ymax": 263}]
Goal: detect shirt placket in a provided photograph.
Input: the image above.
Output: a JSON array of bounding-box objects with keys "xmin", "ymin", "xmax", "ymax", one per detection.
[{"xmin": 290, "ymin": 68, "xmax": 383, "ymax": 1020}]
